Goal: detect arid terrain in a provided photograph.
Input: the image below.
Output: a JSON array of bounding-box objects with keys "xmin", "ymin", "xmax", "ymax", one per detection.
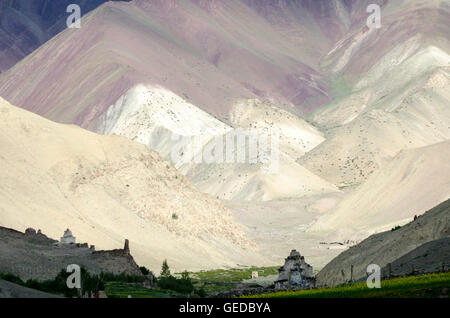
[
  {"xmin": 0, "ymin": 0, "xmax": 449, "ymax": 288},
  {"xmin": 0, "ymin": 97, "xmax": 264, "ymax": 272}
]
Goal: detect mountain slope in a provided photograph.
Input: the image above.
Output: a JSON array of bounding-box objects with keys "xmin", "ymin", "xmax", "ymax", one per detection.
[
  {"xmin": 96, "ymin": 85, "xmax": 336, "ymax": 201},
  {"xmin": 96, "ymin": 84, "xmax": 233, "ymax": 164},
  {"xmin": 309, "ymin": 141, "xmax": 450, "ymax": 241},
  {"xmin": 301, "ymin": 1, "xmax": 450, "ymax": 186},
  {"xmin": 183, "ymin": 152, "xmax": 339, "ymax": 202},
  {"xmin": 321, "ymin": 0, "xmax": 450, "ymax": 81},
  {"xmin": 302, "ymin": 55, "xmax": 450, "ymax": 187},
  {"xmin": 0, "ymin": 0, "xmax": 346, "ymax": 130},
  {"xmin": 380, "ymin": 237, "xmax": 450, "ymax": 278},
  {"xmin": 0, "ymin": 96, "xmax": 264, "ymax": 272},
  {"xmin": 0, "ymin": 0, "xmax": 130, "ymax": 73},
  {"xmin": 316, "ymin": 198, "xmax": 450, "ymax": 287}
]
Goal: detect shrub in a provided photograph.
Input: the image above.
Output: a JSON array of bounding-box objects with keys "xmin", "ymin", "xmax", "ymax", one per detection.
[{"xmin": 157, "ymin": 275, "xmax": 194, "ymax": 294}]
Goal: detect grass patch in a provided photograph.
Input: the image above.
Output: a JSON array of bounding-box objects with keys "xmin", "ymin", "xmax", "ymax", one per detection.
[
  {"xmin": 184, "ymin": 266, "xmax": 279, "ymax": 283},
  {"xmin": 244, "ymin": 272, "xmax": 450, "ymax": 298},
  {"xmin": 178, "ymin": 266, "xmax": 279, "ymax": 296}
]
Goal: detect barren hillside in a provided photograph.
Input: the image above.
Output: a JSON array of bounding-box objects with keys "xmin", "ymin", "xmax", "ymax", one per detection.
[
  {"xmin": 0, "ymin": 97, "xmax": 265, "ymax": 272},
  {"xmin": 310, "ymin": 141, "xmax": 450, "ymax": 241}
]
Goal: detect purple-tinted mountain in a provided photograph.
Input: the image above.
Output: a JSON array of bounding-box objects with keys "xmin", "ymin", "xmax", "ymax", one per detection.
[
  {"xmin": 0, "ymin": 0, "xmax": 130, "ymax": 73},
  {"xmin": 0, "ymin": 0, "xmax": 390, "ymax": 128}
]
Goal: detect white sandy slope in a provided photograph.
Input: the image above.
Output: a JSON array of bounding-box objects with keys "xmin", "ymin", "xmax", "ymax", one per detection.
[
  {"xmin": 179, "ymin": 99, "xmax": 338, "ymax": 201},
  {"xmin": 309, "ymin": 141, "xmax": 450, "ymax": 241},
  {"xmin": 182, "ymin": 150, "xmax": 339, "ymax": 202},
  {"xmin": 229, "ymin": 99, "xmax": 326, "ymax": 160},
  {"xmin": 96, "ymin": 84, "xmax": 233, "ymax": 168},
  {"xmin": 0, "ymin": 97, "xmax": 266, "ymax": 272},
  {"xmin": 96, "ymin": 85, "xmax": 337, "ymax": 201}
]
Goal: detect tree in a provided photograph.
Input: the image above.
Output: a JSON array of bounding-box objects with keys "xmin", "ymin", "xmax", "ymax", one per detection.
[
  {"xmin": 140, "ymin": 266, "xmax": 150, "ymax": 276},
  {"xmin": 160, "ymin": 260, "xmax": 171, "ymax": 277},
  {"xmin": 181, "ymin": 271, "xmax": 190, "ymax": 281}
]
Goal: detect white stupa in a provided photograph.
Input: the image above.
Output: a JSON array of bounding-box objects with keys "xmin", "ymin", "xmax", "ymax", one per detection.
[{"xmin": 60, "ymin": 228, "xmax": 76, "ymax": 244}]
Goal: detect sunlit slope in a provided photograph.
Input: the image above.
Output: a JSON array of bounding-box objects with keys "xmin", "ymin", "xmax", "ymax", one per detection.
[
  {"xmin": 95, "ymin": 85, "xmax": 336, "ymax": 201},
  {"xmin": 183, "ymin": 151, "xmax": 339, "ymax": 202},
  {"xmin": 96, "ymin": 84, "xmax": 233, "ymax": 165},
  {"xmin": 310, "ymin": 141, "xmax": 450, "ymax": 241},
  {"xmin": 229, "ymin": 99, "xmax": 326, "ymax": 160},
  {"xmin": 180, "ymin": 99, "xmax": 338, "ymax": 201},
  {"xmin": 0, "ymin": 97, "xmax": 264, "ymax": 271}
]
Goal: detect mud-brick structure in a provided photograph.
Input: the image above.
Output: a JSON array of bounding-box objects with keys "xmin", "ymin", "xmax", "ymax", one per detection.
[{"xmin": 275, "ymin": 250, "xmax": 315, "ymax": 290}]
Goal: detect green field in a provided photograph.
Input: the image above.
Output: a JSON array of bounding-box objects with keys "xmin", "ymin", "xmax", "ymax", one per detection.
[
  {"xmin": 244, "ymin": 272, "xmax": 450, "ymax": 298},
  {"xmin": 99, "ymin": 267, "xmax": 281, "ymax": 298},
  {"xmin": 175, "ymin": 266, "xmax": 278, "ymax": 295},
  {"xmin": 184, "ymin": 266, "xmax": 279, "ymax": 283}
]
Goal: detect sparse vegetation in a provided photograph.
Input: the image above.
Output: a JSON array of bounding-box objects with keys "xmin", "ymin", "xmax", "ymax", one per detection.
[{"xmin": 391, "ymin": 225, "xmax": 402, "ymax": 231}]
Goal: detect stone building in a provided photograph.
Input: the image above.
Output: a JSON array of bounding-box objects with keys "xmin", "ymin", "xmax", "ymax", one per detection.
[
  {"xmin": 60, "ymin": 229, "xmax": 76, "ymax": 244},
  {"xmin": 275, "ymin": 250, "xmax": 315, "ymax": 290}
]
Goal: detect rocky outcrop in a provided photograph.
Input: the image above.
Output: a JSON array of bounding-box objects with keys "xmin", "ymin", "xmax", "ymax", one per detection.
[{"xmin": 0, "ymin": 226, "xmax": 142, "ymax": 281}]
